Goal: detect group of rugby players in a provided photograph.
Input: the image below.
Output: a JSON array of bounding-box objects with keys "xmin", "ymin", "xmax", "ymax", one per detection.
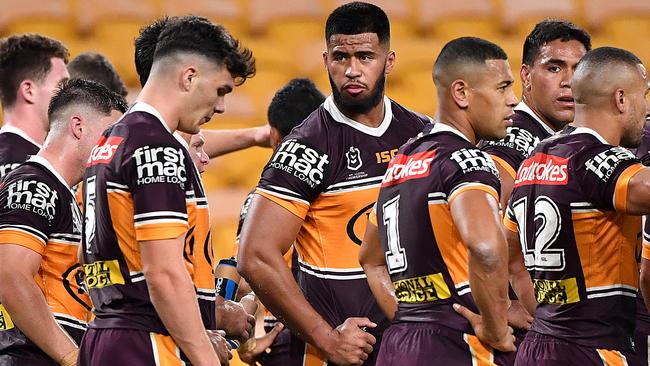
[{"xmin": 0, "ymin": 1, "xmax": 648, "ymax": 366}]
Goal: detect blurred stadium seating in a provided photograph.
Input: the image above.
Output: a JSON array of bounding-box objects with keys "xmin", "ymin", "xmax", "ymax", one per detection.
[{"xmin": 0, "ymin": 4, "xmax": 648, "ymax": 359}]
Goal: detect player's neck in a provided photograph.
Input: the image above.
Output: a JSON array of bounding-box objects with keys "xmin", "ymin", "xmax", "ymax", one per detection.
[
  {"xmin": 336, "ymin": 98, "xmax": 385, "ymax": 128},
  {"xmin": 135, "ymin": 83, "xmax": 181, "ymax": 133},
  {"xmin": 521, "ymin": 97, "xmax": 563, "ymax": 132},
  {"xmin": 37, "ymin": 145, "xmax": 81, "ymax": 187},
  {"xmin": 437, "ymin": 110, "xmax": 477, "ymax": 145},
  {"xmin": 572, "ymin": 105, "xmax": 620, "ymax": 146},
  {"xmin": 2, "ymin": 106, "xmax": 48, "ymax": 145}
]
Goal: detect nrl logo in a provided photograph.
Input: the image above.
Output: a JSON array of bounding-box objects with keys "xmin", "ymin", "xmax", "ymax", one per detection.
[{"xmin": 346, "ymin": 146, "xmax": 363, "ymax": 171}]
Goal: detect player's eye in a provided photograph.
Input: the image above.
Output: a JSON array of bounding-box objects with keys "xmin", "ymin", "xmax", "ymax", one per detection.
[{"xmin": 548, "ymin": 65, "xmax": 561, "ymax": 73}]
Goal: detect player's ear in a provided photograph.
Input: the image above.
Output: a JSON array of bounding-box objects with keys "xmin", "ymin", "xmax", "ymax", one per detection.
[
  {"xmin": 322, "ymin": 51, "xmax": 328, "ymax": 68},
  {"xmin": 180, "ymin": 65, "xmax": 198, "ymax": 92},
  {"xmin": 269, "ymin": 127, "xmax": 282, "ymax": 149},
  {"xmin": 520, "ymin": 64, "xmax": 531, "ymax": 93},
  {"xmin": 614, "ymin": 89, "xmax": 626, "ymax": 114},
  {"xmin": 451, "ymin": 79, "xmax": 469, "ymax": 109},
  {"xmin": 385, "ymin": 50, "xmax": 395, "ymax": 75},
  {"xmin": 70, "ymin": 115, "xmax": 83, "ymax": 140},
  {"xmin": 18, "ymin": 80, "xmax": 36, "ymax": 104}
]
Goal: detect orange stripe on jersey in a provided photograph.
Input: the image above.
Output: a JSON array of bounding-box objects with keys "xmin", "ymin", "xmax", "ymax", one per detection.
[
  {"xmin": 187, "ymin": 201, "xmax": 214, "ymax": 290},
  {"xmin": 0, "ymin": 230, "xmax": 45, "ymax": 255},
  {"xmin": 614, "ymin": 163, "xmax": 643, "ymax": 211},
  {"xmin": 448, "ymin": 183, "xmax": 499, "ymax": 204},
  {"xmin": 107, "ymin": 191, "xmax": 142, "ymax": 271},
  {"xmin": 255, "ymin": 188, "xmax": 309, "ymax": 219},
  {"xmin": 150, "ymin": 332, "xmax": 184, "ymax": 366},
  {"xmin": 573, "ymin": 211, "xmax": 639, "ymax": 290},
  {"xmin": 503, "ymin": 215, "xmax": 518, "ymax": 233},
  {"xmin": 42, "ymin": 241, "xmax": 91, "ymax": 321},
  {"xmin": 464, "ymin": 333, "xmax": 496, "ymax": 366},
  {"xmin": 303, "ymin": 343, "xmax": 327, "ymax": 366},
  {"xmin": 296, "ymin": 188, "xmax": 377, "ymax": 269},
  {"xmin": 256, "ymin": 189, "xmax": 309, "ymax": 219},
  {"xmin": 428, "ymin": 204, "xmax": 469, "ymax": 288},
  {"xmin": 596, "ymin": 349, "xmax": 628, "ymax": 366},
  {"xmin": 490, "ymin": 154, "xmax": 516, "ymax": 179}
]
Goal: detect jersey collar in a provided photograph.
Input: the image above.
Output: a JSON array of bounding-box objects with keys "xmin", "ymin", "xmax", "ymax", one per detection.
[
  {"xmin": 323, "ymin": 95, "xmax": 393, "ymax": 137},
  {"xmin": 27, "ymin": 155, "xmax": 76, "ymax": 196},
  {"xmin": 570, "ymin": 126, "xmax": 608, "ymax": 144},
  {"xmin": 0, "ymin": 124, "xmax": 43, "ymax": 148},
  {"xmin": 128, "ymin": 102, "xmax": 172, "ymax": 134},
  {"xmin": 515, "ymin": 101, "xmax": 555, "ymax": 135},
  {"xmin": 428, "ymin": 122, "xmax": 471, "ymax": 143}
]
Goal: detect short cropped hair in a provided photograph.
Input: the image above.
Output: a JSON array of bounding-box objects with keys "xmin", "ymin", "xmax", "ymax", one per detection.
[
  {"xmin": 0, "ymin": 34, "xmax": 69, "ymax": 106},
  {"xmin": 267, "ymin": 78, "xmax": 325, "ymax": 137},
  {"xmin": 153, "ymin": 16, "xmax": 255, "ymax": 86},
  {"xmin": 48, "ymin": 78, "xmax": 128, "ymax": 124},
  {"xmin": 68, "ymin": 52, "xmax": 128, "ymax": 98},
  {"xmin": 433, "ymin": 37, "xmax": 508, "ymax": 84},
  {"xmin": 134, "ymin": 16, "xmax": 172, "ymax": 87},
  {"xmin": 325, "ymin": 2, "xmax": 390, "ymax": 46},
  {"xmin": 522, "ymin": 19, "xmax": 591, "ymax": 65}
]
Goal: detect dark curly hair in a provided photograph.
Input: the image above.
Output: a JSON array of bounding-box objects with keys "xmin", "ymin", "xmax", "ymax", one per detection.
[
  {"xmin": 0, "ymin": 34, "xmax": 69, "ymax": 106},
  {"xmin": 139, "ymin": 16, "xmax": 255, "ymax": 86},
  {"xmin": 523, "ymin": 19, "xmax": 591, "ymax": 65}
]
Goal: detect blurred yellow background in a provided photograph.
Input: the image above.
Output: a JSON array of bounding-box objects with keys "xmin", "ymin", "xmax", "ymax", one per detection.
[{"xmin": 1, "ymin": 0, "xmax": 649, "ymax": 363}]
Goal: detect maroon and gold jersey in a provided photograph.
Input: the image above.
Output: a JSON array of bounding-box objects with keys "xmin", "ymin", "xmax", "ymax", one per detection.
[
  {"xmin": 81, "ymin": 102, "xmax": 195, "ymax": 333},
  {"xmin": 505, "ymin": 127, "xmax": 642, "ymax": 351},
  {"xmin": 0, "ymin": 156, "xmax": 90, "ymax": 352},
  {"xmin": 255, "ymin": 96, "xmax": 428, "ymax": 336},
  {"xmin": 0, "ymin": 125, "xmax": 41, "ymax": 181},
  {"xmin": 174, "ymin": 133, "xmax": 216, "ymax": 330},
  {"xmin": 373, "ymin": 123, "xmax": 501, "ymax": 333},
  {"xmin": 480, "ymin": 102, "xmax": 555, "ymax": 178}
]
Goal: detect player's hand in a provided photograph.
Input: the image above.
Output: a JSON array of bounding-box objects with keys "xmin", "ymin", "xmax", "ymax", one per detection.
[
  {"xmin": 453, "ymin": 303, "xmax": 516, "ymax": 352},
  {"xmin": 506, "ymin": 300, "xmax": 533, "ymax": 330},
  {"xmin": 207, "ymin": 330, "xmax": 232, "ymax": 366},
  {"xmin": 216, "ymin": 299, "xmax": 256, "ymax": 342},
  {"xmin": 253, "ymin": 125, "xmax": 272, "ymax": 148},
  {"xmin": 239, "ymin": 323, "xmax": 285, "ymax": 365},
  {"xmin": 58, "ymin": 348, "xmax": 79, "ymax": 366},
  {"xmin": 324, "ymin": 317, "xmax": 376, "ymax": 366}
]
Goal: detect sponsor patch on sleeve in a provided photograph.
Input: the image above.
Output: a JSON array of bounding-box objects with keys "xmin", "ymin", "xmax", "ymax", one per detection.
[
  {"xmin": 484, "ymin": 126, "xmax": 541, "ymax": 157},
  {"xmin": 5, "ymin": 179, "xmax": 58, "ymax": 222},
  {"xmin": 584, "ymin": 147, "xmax": 636, "ymax": 182},
  {"xmin": 267, "ymin": 139, "xmax": 330, "ymax": 189},
  {"xmin": 449, "ymin": 148, "xmax": 499, "ymax": 177},
  {"xmin": 132, "ymin": 145, "xmax": 187, "ymax": 188}
]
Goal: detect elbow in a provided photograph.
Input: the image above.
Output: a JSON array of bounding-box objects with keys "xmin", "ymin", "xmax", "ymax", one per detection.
[{"xmin": 468, "ymin": 241, "xmax": 505, "ymax": 272}]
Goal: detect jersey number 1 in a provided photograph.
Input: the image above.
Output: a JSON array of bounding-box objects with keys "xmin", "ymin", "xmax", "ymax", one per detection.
[{"xmin": 383, "ymin": 195, "xmax": 408, "ymax": 274}]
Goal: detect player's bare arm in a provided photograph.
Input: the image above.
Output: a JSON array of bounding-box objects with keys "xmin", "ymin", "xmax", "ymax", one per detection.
[
  {"xmin": 0, "ymin": 244, "xmax": 78, "ymax": 365},
  {"xmin": 202, "ymin": 125, "xmax": 271, "ymax": 159},
  {"xmin": 359, "ymin": 220, "xmax": 398, "ymax": 321},
  {"xmin": 238, "ymin": 194, "xmax": 376, "ymax": 365},
  {"xmin": 623, "ymin": 168, "xmax": 650, "ymax": 215},
  {"xmin": 505, "ymin": 229, "xmax": 536, "ymax": 317},
  {"xmin": 141, "ymin": 236, "xmax": 221, "ymax": 366},
  {"xmin": 449, "ymin": 189, "xmax": 516, "ymax": 352}
]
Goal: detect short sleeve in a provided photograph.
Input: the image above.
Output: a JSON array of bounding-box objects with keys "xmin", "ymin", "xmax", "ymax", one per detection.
[
  {"xmin": 0, "ymin": 177, "xmax": 55, "ymax": 255},
  {"xmin": 503, "ymin": 203, "xmax": 519, "ymax": 233},
  {"xmin": 256, "ymin": 137, "xmax": 331, "ymax": 219},
  {"xmin": 578, "ymin": 146, "xmax": 642, "ymax": 212},
  {"xmin": 121, "ymin": 140, "xmax": 191, "ymax": 241},
  {"xmin": 643, "ymin": 218, "xmax": 650, "ymax": 261},
  {"xmin": 442, "ymin": 147, "xmax": 501, "ymax": 204}
]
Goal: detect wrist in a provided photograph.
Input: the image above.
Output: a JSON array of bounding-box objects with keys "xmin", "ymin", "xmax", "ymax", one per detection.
[{"xmin": 313, "ymin": 325, "xmax": 338, "ymax": 357}]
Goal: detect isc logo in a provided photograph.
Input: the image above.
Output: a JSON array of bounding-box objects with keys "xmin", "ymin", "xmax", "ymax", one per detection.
[
  {"xmin": 87, "ymin": 136, "xmax": 124, "ymax": 166},
  {"xmin": 133, "ymin": 145, "xmax": 187, "ymax": 186},
  {"xmin": 6, "ymin": 180, "xmax": 58, "ymax": 220}
]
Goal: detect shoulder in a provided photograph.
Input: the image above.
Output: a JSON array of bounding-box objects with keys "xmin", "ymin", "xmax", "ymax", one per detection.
[{"xmin": 389, "ymin": 99, "xmax": 431, "ymax": 126}]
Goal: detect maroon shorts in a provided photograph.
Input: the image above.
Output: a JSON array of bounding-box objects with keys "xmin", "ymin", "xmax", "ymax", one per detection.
[
  {"xmin": 256, "ymin": 327, "xmax": 291, "ymax": 366},
  {"xmin": 78, "ymin": 328, "xmax": 188, "ymax": 366},
  {"xmin": 376, "ymin": 322, "xmax": 516, "ymax": 366},
  {"xmin": 515, "ymin": 332, "xmax": 637, "ymax": 366}
]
